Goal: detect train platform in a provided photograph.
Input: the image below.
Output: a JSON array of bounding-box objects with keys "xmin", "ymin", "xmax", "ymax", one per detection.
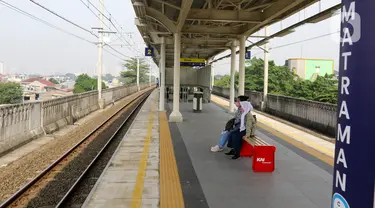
[
  {"xmin": 84, "ymin": 89, "xmax": 335, "ymax": 208},
  {"xmin": 210, "ymin": 94, "xmax": 335, "ymax": 162},
  {"xmin": 83, "ymin": 90, "xmax": 161, "ymax": 207},
  {"xmin": 166, "ymin": 98, "xmax": 334, "ymax": 208}
]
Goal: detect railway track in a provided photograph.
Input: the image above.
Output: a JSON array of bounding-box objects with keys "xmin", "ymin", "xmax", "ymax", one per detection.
[{"xmin": 0, "ymin": 89, "xmax": 153, "ymax": 208}]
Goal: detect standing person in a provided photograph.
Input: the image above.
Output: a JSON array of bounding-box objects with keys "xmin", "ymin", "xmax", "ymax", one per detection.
[
  {"xmin": 226, "ymin": 96, "xmax": 256, "ymax": 159},
  {"xmin": 156, "ymin": 78, "xmax": 159, "ymax": 88}
]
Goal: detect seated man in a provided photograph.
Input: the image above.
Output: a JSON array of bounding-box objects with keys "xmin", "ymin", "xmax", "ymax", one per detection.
[
  {"xmin": 210, "ymin": 95, "xmax": 247, "ymax": 152},
  {"xmin": 226, "ymin": 97, "xmax": 256, "ymax": 159}
]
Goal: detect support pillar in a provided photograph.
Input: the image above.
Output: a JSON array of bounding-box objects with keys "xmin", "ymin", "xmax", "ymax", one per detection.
[
  {"xmin": 331, "ymin": 1, "xmax": 375, "ymax": 208},
  {"xmin": 211, "ymin": 63, "xmax": 214, "ymax": 91},
  {"xmin": 136, "ymin": 56, "xmax": 140, "ymax": 91},
  {"xmin": 159, "ymin": 37, "xmax": 166, "ymax": 112},
  {"xmin": 238, "ymin": 36, "xmax": 246, "ymax": 95},
  {"xmin": 149, "ymin": 59, "xmax": 152, "ymax": 87},
  {"xmin": 169, "ymin": 32, "xmax": 183, "ymax": 122},
  {"xmin": 261, "ymin": 26, "xmax": 269, "ymax": 111},
  {"xmin": 229, "ymin": 41, "xmax": 237, "ymax": 113}
]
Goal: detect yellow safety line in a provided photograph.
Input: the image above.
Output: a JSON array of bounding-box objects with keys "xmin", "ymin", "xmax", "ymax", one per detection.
[
  {"xmin": 159, "ymin": 112, "xmax": 185, "ymax": 208},
  {"xmin": 257, "ymin": 122, "xmax": 333, "ymax": 166},
  {"xmin": 210, "ymin": 96, "xmax": 334, "ymax": 166},
  {"xmin": 130, "ymin": 98, "xmax": 156, "ymax": 208},
  {"xmin": 259, "ymin": 119, "xmax": 334, "ymax": 157}
]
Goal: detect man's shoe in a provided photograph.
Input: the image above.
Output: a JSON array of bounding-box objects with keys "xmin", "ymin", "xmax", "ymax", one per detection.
[
  {"xmin": 225, "ymin": 149, "xmax": 235, "ymax": 155},
  {"xmin": 231, "ymin": 154, "xmax": 240, "ymax": 160}
]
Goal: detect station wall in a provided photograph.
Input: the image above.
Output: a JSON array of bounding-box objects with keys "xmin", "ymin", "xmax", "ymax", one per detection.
[
  {"xmin": 0, "ymin": 83, "xmax": 150, "ymax": 155},
  {"xmin": 212, "ymin": 86, "xmax": 337, "ymax": 137},
  {"xmin": 165, "ymin": 65, "xmax": 211, "ymax": 87}
]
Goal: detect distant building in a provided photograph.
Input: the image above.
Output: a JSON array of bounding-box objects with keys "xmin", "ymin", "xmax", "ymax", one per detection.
[
  {"xmin": 8, "ymin": 74, "xmax": 28, "ymax": 83},
  {"xmin": 21, "ymin": 77, "xmax": 56, "ymax": 101},
  {"xmin": 0, "ymin": 61, "xmax": 4, "ymax": 74},
  {"xmin": 21, "ymin": 77, "xmax": 55, "ymax": 92},
  {"xmin": 286, "ymin": 58, "xmax": 334, "ymax": 81},
  {"xmin": 58, "ymin": 80, "xmax": 75, "ymax": 89},
  {"xmin": 0, "ymin": 74, "xmax": 7, "ymax": 82}
]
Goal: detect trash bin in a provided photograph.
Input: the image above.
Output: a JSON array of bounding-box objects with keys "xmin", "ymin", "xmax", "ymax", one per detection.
[{"xmin": 193, "ymin": 92, "xmax": 203, "ymax": 112}]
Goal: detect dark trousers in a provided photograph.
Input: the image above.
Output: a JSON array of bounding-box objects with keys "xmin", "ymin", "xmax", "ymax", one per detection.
[{"xmin": 227, "ymin": 129, "xmax": 246, "ymax": 154}]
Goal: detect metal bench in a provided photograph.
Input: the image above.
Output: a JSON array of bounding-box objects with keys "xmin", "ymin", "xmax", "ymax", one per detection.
[
  {"xmin": 241, "ymin": 136, "xmax": 276, "ymax": 172},
  {"xmin": 243, "ymin": 136, "xmax": 269, "ymax": 147}
]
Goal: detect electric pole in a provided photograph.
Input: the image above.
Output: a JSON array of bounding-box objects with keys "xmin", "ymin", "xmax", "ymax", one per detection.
[
  {"xmin": 149, "ymin": 58, "xmax": 152, "ymax": 86},
  {"xmin": 93, "ymin": 0, "xmax": 115, "ymax": 108},
  {"xmin": 97, "ymin": 0, "xmax": 104, "ymax": 108},
  {"xmin": 136, "ymin": 42, "xmax": 140, "ymax": 91}
]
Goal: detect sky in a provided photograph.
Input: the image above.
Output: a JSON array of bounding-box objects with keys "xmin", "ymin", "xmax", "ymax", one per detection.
[
  {"xmin": 0, "ymin": 0, "xmax": 341, "ymax": 77},
  {"xmin": 0, "ymin": 0, "xmax": 150, "ymax": 76}
]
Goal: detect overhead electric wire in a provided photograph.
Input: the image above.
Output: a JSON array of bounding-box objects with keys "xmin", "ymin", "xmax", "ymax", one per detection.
[
  {"xmin": 0, "ymin": 0, "xmax": 95, "ymax": 44},
  {"xmin": 97, "ymin": 0, "xmax": 138, "ymax": 47},
  {"xmin": 0, "ymin": 0, "xmax": 131, "ymax": 63},
  {"xmin": 83, "ymin": 0, "xmax": 137, "ymax": 50},
  {"xmin": 214, "ymin": 30, "xmax": 341, "ymax": 65},
  {"xmin": 269, "ymin": 31, "xmax": 340, "ymax": 50},
  {"xmin": 106, "ymin": 44, "xmax": 131, "ymax": 59},
  {"xmin": 29, "ymin": 0, "xmax": 97, "ymax": 37},
  {"xmin": 103, "ymin": 48, "xmax": 125, "ymax": 61},
  {"xmin": 79, "ymin": 0, "xmax": 139, "ymax": 55},
  {"xmin": 78, "ymin": 0, "xmax": 113, "ymax": 32}
]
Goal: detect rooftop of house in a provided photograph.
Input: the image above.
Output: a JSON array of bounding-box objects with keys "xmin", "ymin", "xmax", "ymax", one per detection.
[{"xmin": 22, "ymin": 77, "xmax": 55, "ymax": 86}]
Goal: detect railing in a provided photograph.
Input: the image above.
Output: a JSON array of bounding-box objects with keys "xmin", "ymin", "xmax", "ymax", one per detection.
[
  {"xmin": 0, "ymin": 102, "xmax": 43, "ymax": 154},
  {"xmin": 0, "ymin": 83, "xmax": 151, "ymax": 155},
  {"xmin": 212, "ymin": 86, "xmax": 337, "ymax": 137}
]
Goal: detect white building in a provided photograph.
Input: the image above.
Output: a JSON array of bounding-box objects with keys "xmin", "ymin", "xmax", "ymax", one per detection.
[{"xmin": 0, "ymin": 61, "xmax": 4, "ymax": 74}]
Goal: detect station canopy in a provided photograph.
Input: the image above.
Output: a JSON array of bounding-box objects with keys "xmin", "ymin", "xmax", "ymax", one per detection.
[{"xmin": 132, "ymin": 0, "xmax": 322, "ymax": 68}]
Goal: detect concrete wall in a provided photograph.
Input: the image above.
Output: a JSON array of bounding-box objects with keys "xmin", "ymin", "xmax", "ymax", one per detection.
[
  {"xmin": 266, "ymin": 95, "xmax": 336, "ymax": 137},
  {"xmin": 212, "ymin": 86, "xmax": 337, "ymax": 137},
  {"xmin": 165, "ymin": 66, "xmax": 211, "ymax": 87},
  {"xmin": 0, "ymin": 83, "xmax": 149, "ymax": 155},
  {"xmin": 0, "ymin": 102, "xmax": 43, "ymax": 154},
  {"xmin": 197, "ymin": 65, "xmax": 212, "ymax": 88},
  {"xmin": 165, "ymin": 68, "xmax": 197, "ymax": 86}
]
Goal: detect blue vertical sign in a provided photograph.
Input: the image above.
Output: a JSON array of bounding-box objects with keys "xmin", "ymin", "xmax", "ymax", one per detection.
[
  {"xmin": 145, "ymin": 47, "xmax": 153, "ymax": 56},
  {"xmin": 332, "ymin": 1, "xmax": 375, "ymax": 208},
  {"xmin": 245, "ymin": 50, "xmax": 251, "ymax": 59}
]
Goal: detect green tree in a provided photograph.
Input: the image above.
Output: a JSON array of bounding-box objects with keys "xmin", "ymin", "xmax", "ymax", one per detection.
[
  {"xmin": 0, "ymin": 82, "xmax": 23, "ymax": 104},
  {"xmin": 120, "ymin": 57, "xmax": 149, "ymax": 84},
  {"xmin": 214, "ymin": 75, "xmax": 231, "ymax": 88},
  {"xmin": 49, "ymin": 78, "xmax": 59, "ymax": 84},
  {"xmin": 65, "ymin": 73, "xmax": 77, "ymax": 81},
  {"xmin": 214, "ymin": 57, "xmax": 338, "ymax": 104},
  {"xmin": 73, "ymin": 74, "xmax": 107, "ymax": 94},
  {"xmin": 103, "ymin": 73, "xmax": 114, "ymax": 82}
]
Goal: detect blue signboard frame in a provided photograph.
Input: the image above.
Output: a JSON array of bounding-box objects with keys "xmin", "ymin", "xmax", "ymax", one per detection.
[
  {"xmin": 245, "ymin": 51, "xmax": 251, "ymax": 60},
  {"xmin": 331, "ymin": 1, "xmax": 375, "ymax": 208},
  {"xmin": 145, "ymin": 47, "xmax": 153, "ymax": 56}
]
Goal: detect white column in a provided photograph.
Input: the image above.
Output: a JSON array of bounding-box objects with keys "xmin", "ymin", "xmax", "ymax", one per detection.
[
  {"xmin": 97, "ymin": 0, "xmax": 104, "ymax": 108},
  {"xmin": 159, "ymin": 37, "xmax": 166, "ymax": 111},
  {"xmin": 230, "ymin": 42, "xmax": 237, "ymax": 113},
  {"xmin": 149, "ymin": 59, "xmax": 152, "ymax": 86},
  {"xmin": 169, "ymin": 32, "xmax": 183, "ymax": 122},
  {"xmin": 263, "ymin": 26, "xmax": 269, "ymax": 103},
  {"xmin": 238, "ymin": 36, "xmax": 246, "ymax": 95},
  {"xmin": 136, "ymin": 43, "xmax": 140, "ymax": 91},
  {"xmin": 211, "ymin": 63, "xmax": 214, "ymax": 91},
  {"xmin": 261, "ymin": 26, "xmax": 269, "ymax": 111}
]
